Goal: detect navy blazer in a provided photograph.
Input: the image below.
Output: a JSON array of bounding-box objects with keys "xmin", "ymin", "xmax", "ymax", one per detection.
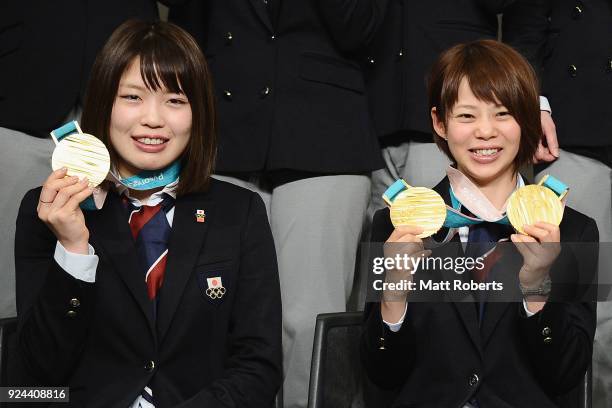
[
  {"xmin": 14, "ymin": 179, "xmax": 282, "ymax": 407},
  {"xmin": 361, "ymin": 177, "xmax": 598, "ymax": 407}
]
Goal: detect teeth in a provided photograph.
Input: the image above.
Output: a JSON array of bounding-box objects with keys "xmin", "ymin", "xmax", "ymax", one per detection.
[
  {"xmin": 474, "ymin": 148, "xmax": 499, "ymax": 156},
  {"xmin": 137, "ymin": 138, "xmax": 165, "ymax": 145}
]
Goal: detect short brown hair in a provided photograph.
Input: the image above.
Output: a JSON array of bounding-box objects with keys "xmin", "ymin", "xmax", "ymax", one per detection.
[
  {"xmin": 81, "ymin": 20, "xmax": 216, "ymax": 196},
  {"xmin": 427, "ymin": 39, "xmax": 541, "ymax": 170}
]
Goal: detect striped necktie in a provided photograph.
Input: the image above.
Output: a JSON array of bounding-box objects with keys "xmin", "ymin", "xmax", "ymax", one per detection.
[{"xmin": 128, "ymin": 194, "xmax": 175, "ymax": 302}]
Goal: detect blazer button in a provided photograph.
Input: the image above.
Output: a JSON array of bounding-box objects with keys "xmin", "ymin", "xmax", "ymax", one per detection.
[
  {"xmin": 572, "ymin": 3, "xmax": 583, "ymax": 19},
  {"xmin": 468, "ymin": 373, "xmax": 479, "ymax": 387},
  {"xmin": 270, "ymin": 34, "xmax": 276, "ymax": 41},
  {"xmin": 225, "ymin": 32, "xmax": 233, "ymax": 45},
  {"xmin": 606, "ymin": 59, "xmax": 612, "ymax": 73},
  {"xmin": 69, "ymin": 298, "xmax": 80, "ymax": 308},
  {"xmin": 66, "ymin": 310, "xmax": 77, "ymax": 318},
  {"xmin": 145, "ymin": 360, "xmax": 155, "ymax": 372},
  {"xmin": 367, "ymin": 56, "xmax": 375, "ymax": 65},
  {"xmin": 542, "ymin": 327, "xmax": 551, "ymax": 336},
  {"xmin": 260, "ymin": 86, "xmax": 271, "ymax": 98},
  {"xmin": 223, "ymin": 90, "xmax": 233, "ymax": 101},
  {"xmin": 568, "ymin": 64, "xmax": 577, "ymax": 78},
  {"xmin": 543, "ymin": 337, "xmax": 553, "ymax": 344}
]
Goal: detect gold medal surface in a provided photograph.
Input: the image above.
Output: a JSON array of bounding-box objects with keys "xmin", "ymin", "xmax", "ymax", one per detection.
[
  {"xmin": 389, "ymin": 187, "xmax": 447, "ymax": 238},
  {"xmin": 506, "ymin": 185, "xmax": 564, "ymax": 234},
  {"xmin": 51, "ymin": 133, "xmax": 110, "ymax": 188}
]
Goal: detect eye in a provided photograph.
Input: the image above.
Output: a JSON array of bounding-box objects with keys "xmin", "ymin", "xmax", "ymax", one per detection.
[
  {"xmin": 456, "ymin": 113, "xmax": 475, "ymax": 119},
  {"xmin": 496, "ymin": 111, "xmax": 512, "ymax": 117},
  {"xmin": 120, "ymin": 94, "xmax": 141, "ymax": 101},
  {"xmin": 168, "ymin": 97, "xmax": 188, "ymax": 105}
]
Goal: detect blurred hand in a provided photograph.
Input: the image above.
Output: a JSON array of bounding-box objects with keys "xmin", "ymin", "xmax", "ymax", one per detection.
[
  {"xmin": 37, "ymin": 168, "xmax": 93, "ymax": 255},
  {"xmin": 533, "ymin": 111, "xmax": 559, "ymax": 163}
]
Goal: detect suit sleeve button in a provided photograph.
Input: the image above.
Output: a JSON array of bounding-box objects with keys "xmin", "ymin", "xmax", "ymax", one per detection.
[
  {"xmin": 225, "ymin": 32, "xmax": 233, "ymax": 44},
  {"xmin": 223, "ymin": 90, "xmax": 233, "ymax": 100},
  {"xmin": 543, "ymin": 337, "xmax": 553, "ymax": 344},
  {"xmin": 145, "ymin": 360, "xmax": 155, "ymax": 372},
  {"xmin": 260, "ymin": 86, "xmax": 271, "ymax": 98},
  {"xmin": 468, "ymin": 373, "xmax": 479, "ymax": 387},
  {"xmin": 66, "ymin": 310, "xmax": 77, "ymax": 318},
  {"xmin": 69, "ymin": 298, "xmax": 80, "ymax": 308},
  {"xmin": 568, "ymin": 64, "xmax": 578, "ymax": 77},
  {"xmin": 542, "ymin": 327, "xmax": 551, "ymax": 336}
]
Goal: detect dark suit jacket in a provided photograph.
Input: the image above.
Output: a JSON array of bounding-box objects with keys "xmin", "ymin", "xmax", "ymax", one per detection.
[
  {"xmin": 361, "ymin": 177, "xmax": 598, "ymax": 407},
  {"xmin": 364, "ymin": 0, "xmax": 549, "ymax": 140},
  {"xmin": 169, "ymin": 0, "xmax": 385, "ymax": 174},
  {"xmin": 14, "ymin": 180, "xmax": 282, "ymax": 407},
  {"xmin": 0, "ymin": 0, "xmax": 160, "ymax": 136},
  {"xmin": 538, "ymin": 0, "xmax": 612, "ymax": 148}
]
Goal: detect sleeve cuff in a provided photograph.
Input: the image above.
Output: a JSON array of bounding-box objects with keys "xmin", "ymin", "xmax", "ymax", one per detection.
[
  {"xmin": 54, "ymin": 241, "xmax": 98, "ymax": 283},
  {"xmin": 539, "ymin": 96, "xmax": 551, "ymax": 114},
  {"xmin": 383, "ymin": 303, "xmax": 408, "ymax": 332},
  {"xmin": 523, "ymin": 299, "xmax": 536, "ymax": 317}
]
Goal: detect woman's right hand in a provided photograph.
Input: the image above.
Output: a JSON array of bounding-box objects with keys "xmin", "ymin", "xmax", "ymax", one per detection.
[
  {"xmin": 37, "ymin": 168, "xmax": 93, "ymax": 255},
  {"xmin": 381, "ymin": 226, "xmax": 430, "ymax": 323}
]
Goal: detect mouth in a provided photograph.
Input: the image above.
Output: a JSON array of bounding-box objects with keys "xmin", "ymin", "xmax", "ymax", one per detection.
[
  {"xmin": 131, "ymin": 135, "xmax": 169, "ymax": 153},
  {"xmin": 468, "ymin": 147, "xmax": 503, "ymax": 163}
]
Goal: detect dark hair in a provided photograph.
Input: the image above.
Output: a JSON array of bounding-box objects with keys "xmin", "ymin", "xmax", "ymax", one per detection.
[
  {"xmin": 427, "ymin": 39, "xmax": 541, "ymax": 170},
  {"xmin": 81, "ymin": 20, "xmax": 216, "ymax": 196}
]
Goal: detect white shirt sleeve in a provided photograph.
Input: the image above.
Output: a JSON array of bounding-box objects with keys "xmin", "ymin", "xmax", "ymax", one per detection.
[
  {"xmin": 539, "ymin": 96, "xmax": 551, "ymax": 114},
  {"xmin": 53, "ymin": 241, "xmax": 98, "ymax": 283},
  {"xmin": 522, "ymin": 299, "xmax": 537, "ymax": 317},
  {"xmin": 384, "ymin": 302, "xmax": 408, "ymax": 332}
]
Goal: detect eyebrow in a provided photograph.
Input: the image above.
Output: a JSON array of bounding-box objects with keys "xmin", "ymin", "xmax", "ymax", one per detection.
[{"xmin": 118, "ymin": 83, "xmax": 147, "ymax": 91}]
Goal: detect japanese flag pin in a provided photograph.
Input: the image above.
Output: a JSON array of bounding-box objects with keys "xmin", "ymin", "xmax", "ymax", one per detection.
[{"xmin": 195, "ymin": 209, "xmax": 206, "ymax": 223}]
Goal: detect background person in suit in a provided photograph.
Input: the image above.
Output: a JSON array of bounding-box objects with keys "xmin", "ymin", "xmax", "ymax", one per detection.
[
  {"xmin": 366, "ymin": 0, "xmax": 559, "ymax": 214},
  {"xmin": 522, "ymin": 1, "xmax": 612, "ymax": 405},
  {"xmin": 362, "ymin": 40, "xmax": 597, "ymax": 407},
  {"xmin": 15, "ymin": 21, "xmax": 282, "ymax": 407},
  {"xmin": 0, "ymin": 0, "xmax": 185, "ymax": 320},
  {"xmin": 169, "ymin": 1, "xmax": 386, "ymax": 406}
]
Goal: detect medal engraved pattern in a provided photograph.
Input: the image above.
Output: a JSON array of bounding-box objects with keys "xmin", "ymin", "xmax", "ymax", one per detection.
[
  {"xmin": 390, "ymin": 187, "xmax": 447, "ymax": 238},
  {"xmin": 506, "ymin": 185, "xmax": 564, "ymax": 234},
  {"xmin": 51, "ymin": 133, "xmax": 111, "ymax": 188}
]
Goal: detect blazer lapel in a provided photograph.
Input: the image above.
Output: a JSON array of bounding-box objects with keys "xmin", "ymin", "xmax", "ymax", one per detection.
[
  {"xmin": 248, "ymin": 0, "xmax": 274, "ymax": 32},
  {"xmin": 86, "ymin": 192, "xmax": 155, "ymax": 336},
  {"xmin": 156, "ymin": 193, "xmax": 214, "ymax": 343},
  {"xmin": 433, "ymin": 178, "xmax": 483, "ymax": 355}
]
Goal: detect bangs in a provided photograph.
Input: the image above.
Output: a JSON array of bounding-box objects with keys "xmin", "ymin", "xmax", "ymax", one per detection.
[
  {"xmin": 138, "ymin": 34, "xmax": 187, "ymax": 95},
  {"xmin": 441, "ymin": 45, "xmax": 523, "ymax": 117}
]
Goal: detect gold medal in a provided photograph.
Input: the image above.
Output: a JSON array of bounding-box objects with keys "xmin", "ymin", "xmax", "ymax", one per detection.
[
  {"xmin": 384, "ymin": 180, "xmax": 446, "ymax": 238},
  {"xmin": 506, "ymin": 175, "xmax": 566, "ymax": 234},
  {"xmin": 50, "ymin": 122, "xmax": 110, "ymax": 188}
]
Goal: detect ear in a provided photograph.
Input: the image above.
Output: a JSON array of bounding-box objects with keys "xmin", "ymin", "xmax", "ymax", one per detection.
[{"xmin": 431, "ymin": 107, "xmax": 447, "ymax": 140}]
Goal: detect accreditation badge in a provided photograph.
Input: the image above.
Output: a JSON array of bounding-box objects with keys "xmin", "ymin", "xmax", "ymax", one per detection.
[
  {"xmin": 382, "ymin": 179, "xmax": 447, "ymax": 238},
  {"xmin": 506, "ymin": 175, "xmax": 568, "ymax": 234},
  {"xmin": 50, "ymin": 121, "xmax": 110, "ymax": 188}
]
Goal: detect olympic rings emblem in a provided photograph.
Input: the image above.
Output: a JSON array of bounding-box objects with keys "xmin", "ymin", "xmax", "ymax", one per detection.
[{"xmin": 206, "ymin": 286, "xmax": 226, "ymax": 299}]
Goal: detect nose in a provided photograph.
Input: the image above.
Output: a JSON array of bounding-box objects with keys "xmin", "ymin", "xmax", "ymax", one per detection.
[
  {"xmin": 140, "ymin": 100, "xmax": 164, "ymax": 128},
  {"xmin": 474, "ymin": 116, "xmax": 497, "ymax": 140}
]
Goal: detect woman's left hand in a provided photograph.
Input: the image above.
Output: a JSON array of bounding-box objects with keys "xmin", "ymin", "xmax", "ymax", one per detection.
[{"xmin": 511, "ymin": 221, "xmax": 561, "ymax": 287}]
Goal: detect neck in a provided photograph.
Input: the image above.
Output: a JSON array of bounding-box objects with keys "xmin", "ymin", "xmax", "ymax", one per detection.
[{"xmin": 461, "ymin": 168, "xmax": 518, "ymax": 210}]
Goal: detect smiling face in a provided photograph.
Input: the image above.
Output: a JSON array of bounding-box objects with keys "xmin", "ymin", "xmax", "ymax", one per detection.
[
  {"xmin": 432, "ymin": 77, "xmax": 521, "ymax": 187},
  {"xmin": 110, "ymin": 57, "xmax": 192, "ymax": 178}
]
